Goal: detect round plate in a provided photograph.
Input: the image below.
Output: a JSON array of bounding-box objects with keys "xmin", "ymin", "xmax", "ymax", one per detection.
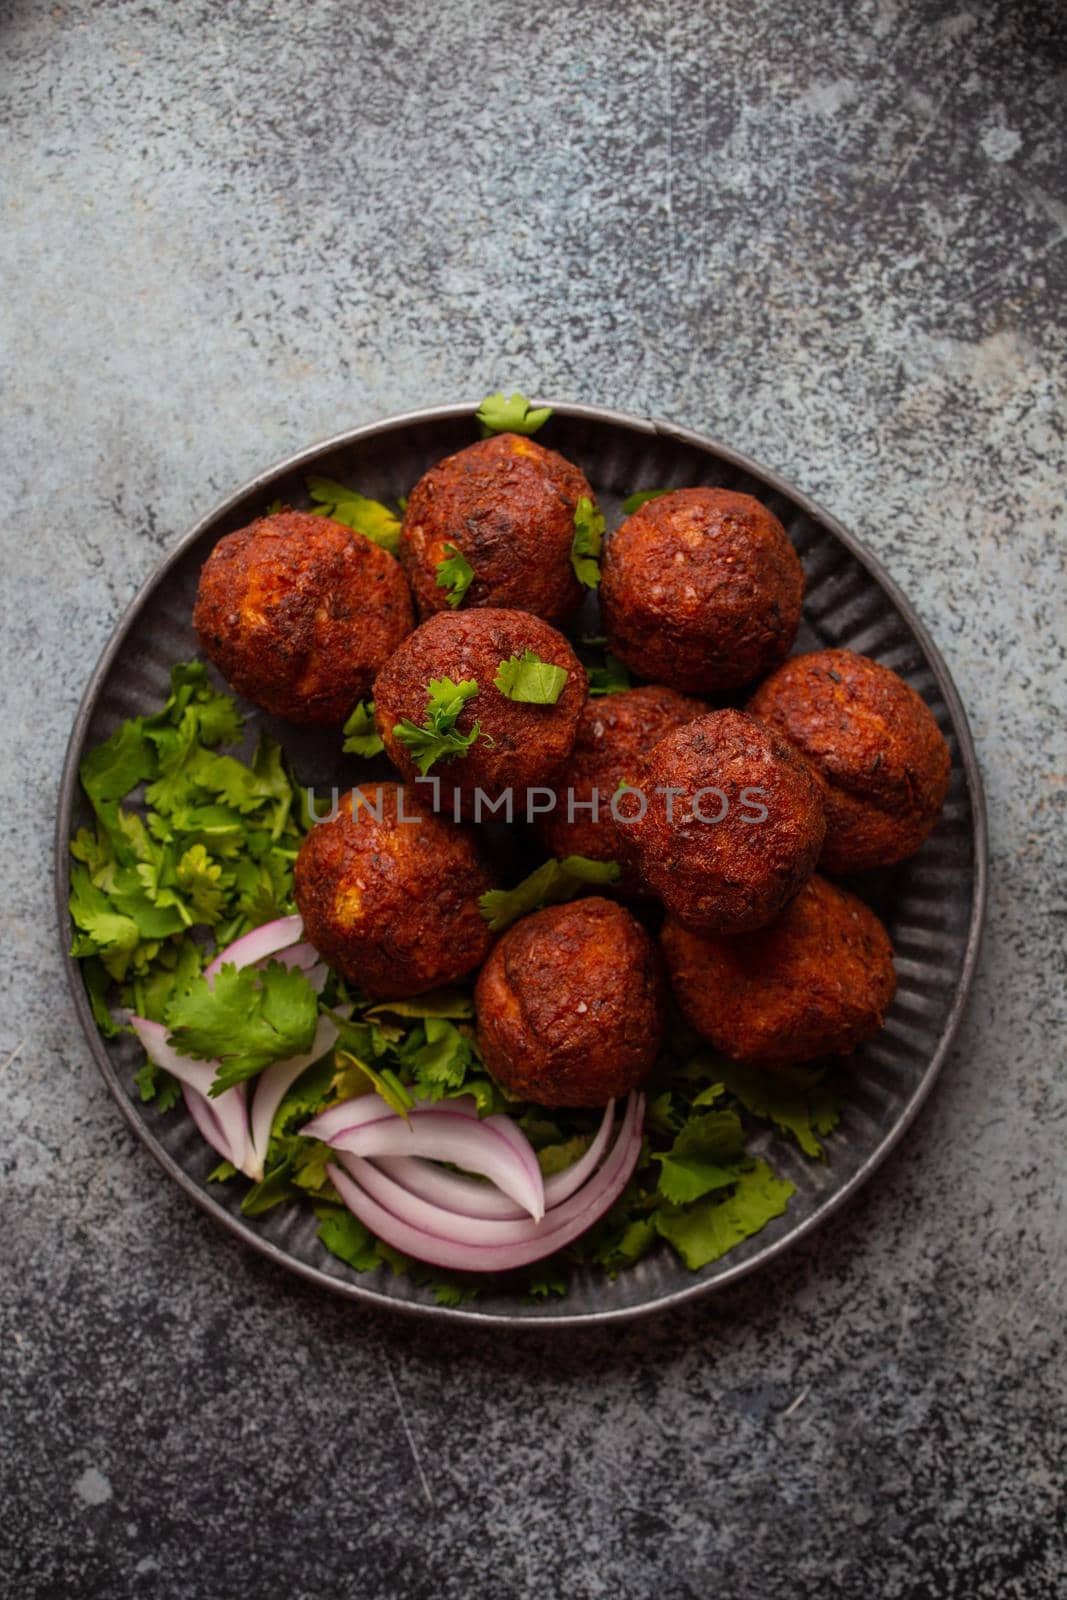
[{"xmin": 55, "ymin": 402, "xmax": 987, "ymax": 1325}]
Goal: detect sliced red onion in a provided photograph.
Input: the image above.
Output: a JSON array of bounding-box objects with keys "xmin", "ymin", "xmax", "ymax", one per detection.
[
  {"xmin": 130, "ymin": 1015, "xmax": 250, "ymax": 1176},
  {"xmin": 245, "ymin": 1011, "xmax": 347, "ymax": 1181},
  {"xmin": 326, "ymin": 1093, "xmax": 643, "ymax": 1272},
  {"xmin": 203, "ymin": 915, "xmax": 306, "ymax": 983},
  {"xmin": 321, "ymin": 1108, "xmax": 545, "ymax": 1221},
  {"xmin": 181, "ymin": 1083, "xmax": 235, "ymax": 1166},
  {"xmin": 543, "ymin": 1099, "xmax": 616, "ymax": 1207},
  {"xmin": 301, "ymin": 1092, "xmax": 478, "ymax": 1146}
]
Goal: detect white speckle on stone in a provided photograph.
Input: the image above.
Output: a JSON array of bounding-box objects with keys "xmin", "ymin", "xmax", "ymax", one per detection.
[
  {"xmin": 797, "ymin": 78, "xmax": 856, "ymax": 116},
  {"xmin": 72, "ymin": 1466, "xmax": 112, "ymax": 1506},
  {"xmin": 981, "ymin": 125, "xmax": 1022, "ymax": 163},
  {"xmin": 135, "ymin": 1557, "xmax": 160, "ymax": 1576}
]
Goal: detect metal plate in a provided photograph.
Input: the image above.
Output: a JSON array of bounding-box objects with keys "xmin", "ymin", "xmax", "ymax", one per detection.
[{"xmin": 55, "ymin": 402, "xmax": 987, "ymax": 1325}]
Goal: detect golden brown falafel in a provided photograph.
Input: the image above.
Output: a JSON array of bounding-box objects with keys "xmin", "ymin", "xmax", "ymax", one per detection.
[
  {"xmin": 373, "ymin": 608, "xmax": 587, "ymax": 814},
  {"xmin": 600, "ymin": 488, "xmax": 804, "ymax": 693},
  {"xmin": 614, "ymin": 708, "xmax": 826, "ymax": 934},
  {"xmin": 533, "ymin": 685, "xmax": 708, "ymax": 896},
  {"xmin": 661, "ymin": 874, "xmax": 897, "ymax": 1066},
  {"xmin": 747, "ymin": 649, "xmax": 951, "ymax": 872},
  {"xmin": 399, "ymin": 432, "xmax": 595, "ymax": 623},
  {"xmin": 293, "ymin": 782, "xmax": 495, "ymax": 999},
  {"xmin": 475, "ymin": 896, "xmax": 665, "ymax": 1107},
  {"xmin": 193, "ymin": 511, "xmax": 413, "ymax": 725}
]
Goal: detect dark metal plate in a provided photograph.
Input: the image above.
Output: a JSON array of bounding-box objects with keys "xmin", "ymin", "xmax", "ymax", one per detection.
[{"xmin": 54, "ymin": 402, "xmax": 987, "ymax": 1324}]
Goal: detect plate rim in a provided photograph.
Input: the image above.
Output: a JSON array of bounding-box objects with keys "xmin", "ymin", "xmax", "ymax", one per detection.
[{"xmin": 54, "ymin": 399, "xmax": 989, "ymax": 1327}]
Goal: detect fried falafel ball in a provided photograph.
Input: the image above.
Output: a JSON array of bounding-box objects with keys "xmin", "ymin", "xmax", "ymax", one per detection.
[
  {"xmin": 373, "ymin": 608, "xmax": 587, "ymax": 814},
  {"xmin": 293, "ymin": 782, "xmax": 495, "ymax": 999},
  {"xmin": 600, "ymin": 487, "xmax": 804, "ymax": 693},
  {"xmin": 193, "ymin": 511, "xmax": 414, "ymax": 725},
  {"xmin": 661, "ymin": 874, "xmax": 897, "ymax": 1066},
  {"xmin": 533, "ymin": 685, "xmax": 708, "ymax": 897},
  {"xmin": 475, "ymin": 897, "xmax": 666, "ymax": 1107},
  {"xmin": 399, "ymin": 432, "xmax": 596, "ymax": 624},
  {"xmin": 747, "ymin": 649, "xmax": 951, "ymax": 873},
  {"xmin": 614, "ymin": 708, "xmax": 826, "ymax": 935}
]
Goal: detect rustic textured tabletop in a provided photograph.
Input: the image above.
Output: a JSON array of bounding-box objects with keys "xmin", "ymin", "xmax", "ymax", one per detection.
[{"xmin": 2, "ymin": 2, "xmax": 1064, "ymax": 1596}]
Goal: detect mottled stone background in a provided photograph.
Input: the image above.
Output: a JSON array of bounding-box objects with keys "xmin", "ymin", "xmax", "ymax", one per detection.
[{"xmin": 2, "ymin": 0, "xmax": 1064, "ymax": 1595}]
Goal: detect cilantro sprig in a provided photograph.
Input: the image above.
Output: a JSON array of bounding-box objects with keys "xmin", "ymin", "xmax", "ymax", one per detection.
[
  {"xmin": 306, "ymin": 477, "xmax": 402, "ymax": 553},
  {"xmin": 571, "ymin": 495, "xmax": 606, "ymax": 587},
  {"xmin": 392, "ymin": 676, "xmax": 490, "ymax": 776},
  {"xmin": 341, "ymin": 700, "xmax": 385, "ymax": 758},
  {"xmin": 493, "ymin": 650, "xmax": 569, "ymax": 705},
  {"xmin": 587, "ymin": 652, "xmax": 631, "ymax": 697},
  {"xmin": 478, "ymin": 855, "xmax": 621, "ymax": 933},
  {"xmin": 165, "ymin": 960, "xmax": 320, "ymax": 1095},
  {"xmin": 476, "ymin": 390, "xmax": 553, "ymax": 437},
  {"xmin": 622, "ymin": 488, "xmax": 671, "ymax": 515},
  {"xmin": 435, "ymin": 543, "xmax": 475, "ymax": 608}
]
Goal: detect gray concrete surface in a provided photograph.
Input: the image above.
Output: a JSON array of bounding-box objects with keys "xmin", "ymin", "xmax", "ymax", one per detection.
[{"xmin": 2, "ymin": 1, "xmax": 1065, "ymax": 1595}]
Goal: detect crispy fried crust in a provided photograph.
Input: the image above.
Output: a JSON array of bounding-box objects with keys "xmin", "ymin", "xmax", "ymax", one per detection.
[
  {"xmin": 193, "ymin": 511, "xmax": 413, "ymax": 725},
  {"xmin": 293, "ymin": 783, "xmax": 495, "ymax": 999},
  {"xmin": 373, "ymin": 608, "xmax": 587, "ymax": 810},
  {"xmin": 600, "ymin": 488, "xmax": 804, "ymax": 693},
  {"xmin": 615, "ymin": 708, "xmax": 826, "ymax": 934},
  {"xmin": 533, "ymin": 685, "xmax": 708, "ymax": 897},
  {"xmin": 661, "ymin": 874, "xmax": 897, "ymax": 1066},
  {"xmin": 475, "ymin": 896, "xmax": 666, "ymax": 1107},
  {"xmin": 747, "ymin": 649, "xmax": 951, "ymax": 872},
  {"xmin": 399, "ymin": 432, "xmax": 594, "ymax": 623}
]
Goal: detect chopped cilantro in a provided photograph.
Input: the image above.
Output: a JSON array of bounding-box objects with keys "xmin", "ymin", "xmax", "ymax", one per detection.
[
  {"xmin": 165, "ymin": 960, "xmax": 320, "ymax": 1095},
  {"xmin": 653, "ymin": 1161, "xmax": 795, "ymax": 1270},
  {"xmin": 306, "ymin": 476, "xmax": 402, "ymax": 553},
  {"xmin": 435, "ymin": 543, "xmax": 475, "ymax": 608},
  {"xmin": 587, "ymin": 652, "xmax": 631, "ymax": 697},
  {"xmin": 476, "ymin": 390, "xmax": 552, "ymax": 436},
  {"xmin": 493, "ymin": 650, "xmax": 569, "ymax": 705},
  {"xmin": 478, "ymin": 855, "xmax": 621, "ymax": 932},
  {"xmin": 622, "ymin": 488, "xmax": 671, "ymax": 514},
  {"xmin": 393, "ymin": 676, "xmax": 488, "ymax": 776},
  {"xmin": 341, "ymin": 700, "xmax": 385, "ymax": 759},
  {"xmin": 571, "ymin": 495, "xmax": 605, "ymax": 587}
]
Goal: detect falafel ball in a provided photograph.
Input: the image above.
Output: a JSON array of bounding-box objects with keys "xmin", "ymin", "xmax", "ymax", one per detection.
[
  {"xmin": 373, "ymin": 608, "xmax": 587, "ymax": 813},
  {"xmin": 614, "ymin": 708, "xmax": 825, "ymax": 935},
  {"xmin": 193, "ymin": 511, "xmax": 413, "ymax": 725},
  {"xmin": 399, "ymin": 432, "xmax": 596, "ymax": 624},
  {"xmin": 293, "ymin": 782, "xmax": 495, "ymax": 999},
  {"xmin": 747, "ymin": 649, "xmax": 951, "ymax": 873},
  {"xmin": 661, "ymin": 874, "xmax": 897, "ymax": 1066},
  {"xmin": 475, "ymin": 897, "xmax": 665, "ymax": 1107},
  {"xmin": 533, "ymin": 685, "xmax": 708, "ymax": 897},
  {"xmin": 600, "ymin": 487, "xmax": 804, "ymax": 693}
]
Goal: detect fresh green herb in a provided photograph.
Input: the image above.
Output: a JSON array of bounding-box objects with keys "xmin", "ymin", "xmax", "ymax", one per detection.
[
  {"xmin": 571, "ymin": 495, "xmax": 606, "ymax": 587},
  {"xmin": 341, "ymin": 700, "xmax": 385, "ymax": 758},
  {"xmin": 264, "ymin": 498, "xmax": 283, "ymax": 516},
  {"xmin": 622, "ymin": 488, "xmax": 671, "ymax": 515},
  {"xmin": 653, "ymin": 1162, "xmax": 795, "ymax": 1270},
  {"xmin": 435, "ymin": 543, "xmax": 475, "ymax": 608},
  {"xmin": 476, "ymin": 391, "xmax": 553, "ymax": 437},
  {"xmin": 393, "ymin": 676, "xmax": 488, "ymax": 776},
  {"xmin": 478, "ymin": 855, "xmax": 621, "ymax": 933},
  {"xmin": 306, "ymin": 477, "xmax": 402, "ymax": 553},
  {"xmin": 314, "ymin": 1205, "xmax": 382, "ymax": 1272},
  {"xmin": 708, "ymin": 1056, "xmax": 842, "ymax": 1160},
  {"xmin": 164, "ymin": 960, "xmax": 320, "ymax": 1096},
  {"xmin": 493, "ymin": 650, "xmax": 569, "ymax": 705},
  {"xmin": 587, "ymin": 653, "xmax": 631, "ymax": 697}
]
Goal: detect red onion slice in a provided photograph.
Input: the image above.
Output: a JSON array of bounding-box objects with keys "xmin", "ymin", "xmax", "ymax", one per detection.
[
  {"xmin": 301, "ymin": 1092, "xmax": 478, "ymax": 1145},
  {"xmin": 544, "ymin": 1099, "xmax": 616, "ymax": 1207},
  {"xmin": 181, "ymin": 1083, "xmax": 235, "ymax": 1166},
  {"xmin": 245, "ymin": 1010, "xmax": 348, "ymax": 1181},
  {"xmin": 203, "ymin": 915, "xmax": 306, "ymax": 983},
  {"xmin": 129, "ymin": 1015, "xmax": 250, "ymax": 1176},
  {"xmin": 325, "ymin": 1110, "xmax": 545, "ymax": 1221},
  {"xmin": 326, "ymin": 1093, "xmax": 643, "ymax": 1273}
]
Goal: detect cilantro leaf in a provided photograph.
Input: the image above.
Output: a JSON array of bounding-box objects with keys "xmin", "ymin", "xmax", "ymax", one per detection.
[
  {"xmin": 654, "ymin": 1161, "xmax": 795, "ymax": 1270},
  {"xmin": 493, "ymin": 650, "xmax": 569, "ymax": 705},
  {"xmin": 164, "ymin": 960, "xmax": 319, "ymax": 1094},
  {"xmin": 133, "ymin": 1057, "xmax": 181, "ymax": 1112},
  {"xmin": 341, "ymin": 700, "xmax": 385, "ymax": 758},
  {"xmin": 708, "ymin": 1056, "xmax": 843, "ymax": 1160},
  {"xmin": 404, "ymin": 1017, "xmax": 476, "ymax": 1101},
  {"xmin": 652, "ymin": 1109, "xmax": 751, "ymax": 1205},
  {"xmin": 315, "ymin": 1205, "xmax": 381, "ymax": 1272},
  {"xmin": 364, "ymin": 989, "xmax": 474, "ymax": 1021},
  {"xmin": 392, "ymin": 676, "xmax": 487, "ymax": 776},
  {"xmin": 306, "ymin": 477, "xmax": 402, "ymax": 553},
  {"xmin": 571, "ymin": 495, "xmax": 606, "ymax": 587},
  {"xmin": 435, "ymin": 543, "xmax": 475, "ymax": 609},
  {"xmin": 478, "ymin": 855, "xmax": 621, "ymax": 932},
  {"xmin": 587, "ymin": 653, "xmax": 631, "ymax": 697},
  {"xmin": 476, "ymin": 391, "xmax": 552, "ymax": 436},
  {"xmin": 622, "ymin": 488, "xmax": 671, "ymax": 515}
]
